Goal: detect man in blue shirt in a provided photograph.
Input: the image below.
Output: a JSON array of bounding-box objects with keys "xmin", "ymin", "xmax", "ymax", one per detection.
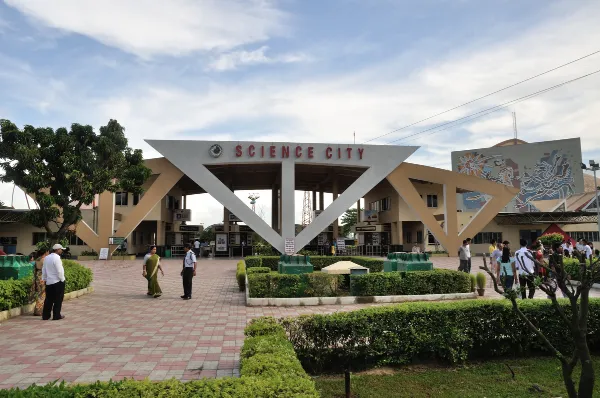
[{"xmin": 180, "ymin": 243, "xmax": 197, "ymax": 300}]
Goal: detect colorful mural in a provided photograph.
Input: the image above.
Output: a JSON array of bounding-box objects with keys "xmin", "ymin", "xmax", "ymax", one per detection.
[{"xmin": 453, "ymin": 139, "xmax": 583, "ymax": 213}]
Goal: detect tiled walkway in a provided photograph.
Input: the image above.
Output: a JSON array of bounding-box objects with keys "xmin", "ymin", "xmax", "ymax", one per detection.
[{"xmin": 0, "ymin": 257, "xmax": 597, "ymax": 390}]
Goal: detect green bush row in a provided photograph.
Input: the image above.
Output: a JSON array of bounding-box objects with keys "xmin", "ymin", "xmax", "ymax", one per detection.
[
  {"xmin": 245, "ymin": 255, "xmax": 384, "ymax": 272},
  {"xmin": 280, "ymin": 299, "xmax": 600, "ymax": 373},
  {"xmin": 349, "ymin": 269, "xmax": 471, "ymax": 296},
  {"xmin": 236, "ymin": 261, "xmax": 245, "ymax": 292},
  {"xmin": 0, "ymin": 260, "xmax": 93, "ymax": 312},
  {"xmin": 248, "ymin": 272, "xmax": 344, "ymax": 298},
  {"xmin": 2, "ymin": 317, "xmax": 318, "ymax": 397},
  {"xmin": 246, "ymin": 267, "xmax": 270, "ymax": 275},
  {"xmin": 562, "ymin": 257, "xmax": 599, "ymax": 283}
]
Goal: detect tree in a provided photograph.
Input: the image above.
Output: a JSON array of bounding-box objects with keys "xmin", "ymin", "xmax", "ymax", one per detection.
[
  {"xmin": 200, "ymin": 224, "xmax": 218, "ymax": 243},
  {"xmin": 481, "ymin": 251, "xmax": 599, "ymax": 397},
  {"xmin": 341, "ymin": 207, "xmax": 361, "ymax": 237},
  {"xmin": 0, "ymin": 119, "xmax": 151, "ymax": 247}
]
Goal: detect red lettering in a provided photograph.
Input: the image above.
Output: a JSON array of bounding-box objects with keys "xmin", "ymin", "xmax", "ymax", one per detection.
[
  {"xmin": 326, "ymin": 147, "xmax": 332, "ymax": 159},
  {"xmin": 295, "ymin": 145, "xmax": 302, "ymax": 158},
  {"xmin": 358, "ymin": 148, "xmax": 364, "ymax": 159},
  {"xmin": 235, "ymin": 145, "xmax": 242, "ymax": 157},
  {"xmin": 337, "ymin": 147, "xmax": 341, "ymax": 159},
  {"xmin": 269, "ymin": 145, "xmax": 276, "ymax": 158},
  {"xmin": 346, "ymin": 148, "xmax": 352, "ymax": 158},
  {"xmin": 248, "ymin": 145, "xmax": 255, "ymax": 157},
  {"xmin": 261, "ymin": 146, "xmax": 265, "ymax": 157},
  {"xmin": 308, "ymin": 147, "xmax": 314, "ymax": 158},
  {"xmin": 281, "ymin": 145, "xmax": 290, "ymax": 158}
]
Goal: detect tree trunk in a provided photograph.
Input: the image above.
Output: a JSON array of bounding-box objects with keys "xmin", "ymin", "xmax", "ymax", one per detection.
[
  {"xmin": 577, "ymin": 339, "xmax": 595, "ymax": 397},
  {"xmin": 560, "ymin": 362, "xmax": 577, "ymax": 398}
]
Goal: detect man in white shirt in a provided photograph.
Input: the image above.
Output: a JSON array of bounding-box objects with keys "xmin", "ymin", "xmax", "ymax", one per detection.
[
  {"xmin": 491, "ymin": 242, "xmax": 503, "ymax": 280},
  {"xmin": 583, "ymin": 240, "xmax": 593, "ymax": 260},
  {"xmin": 576, "ymin": 239, "xmax": 585, "ymax": 252},
  {"xmin": 193, "ymin": 239, "xmax": 201, "ymax": 257},
  {"xmin": 515, "ymin": 239, "xmax": 536, "ymax": 299},
  {"xmin": 42, "ymin": 243, "xmax": 66, "ymax": 320},
  {"xmin": 181, "ymin": 243, "xmax": 197, "ymax": 300},
  {"xmin": 458, "ymin": 240, "xmax": 469, "ymax": 273},
  {"xmin": 465, "ymin": 238, "xmax": 472, "ymax": 273}
]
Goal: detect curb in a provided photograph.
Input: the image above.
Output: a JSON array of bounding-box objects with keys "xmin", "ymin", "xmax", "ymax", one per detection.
[{"xmin": 0, "ymin": 286, "xmax": 94, "ymax": 322}]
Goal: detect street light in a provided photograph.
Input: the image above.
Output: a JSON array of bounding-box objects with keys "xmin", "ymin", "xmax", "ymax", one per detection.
[{"xmin": 582, "ymin": 160, "xmax": 600, "ymax": 243}]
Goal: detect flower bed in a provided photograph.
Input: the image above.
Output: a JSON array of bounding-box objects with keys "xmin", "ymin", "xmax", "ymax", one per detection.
[
  {"xmin": 3, "ymin": 318, "xmax": 318, "ymax": 397},
  {"xmin": 279, "ymin": 299, "xmax": 600, "ymax": 373}
]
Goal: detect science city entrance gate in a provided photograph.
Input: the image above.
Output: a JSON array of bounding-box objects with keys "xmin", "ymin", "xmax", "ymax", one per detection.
[{"xmin": 73, "ymin": 140, "xmax": 517, "ymax": 257}]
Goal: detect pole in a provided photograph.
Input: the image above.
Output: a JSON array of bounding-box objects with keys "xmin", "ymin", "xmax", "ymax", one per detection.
[{"xmin": 595, "ymin": 168, "xmax": 600, "ymax": 243}]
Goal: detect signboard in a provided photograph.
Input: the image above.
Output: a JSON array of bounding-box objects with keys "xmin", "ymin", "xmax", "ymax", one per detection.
[
  {"xmin": 355, "ymin": 225, "xmax": 377, "ymax": 232},
  {"xmin": 372, "ymin": 232, "xmax": 380, "ymax": 246},
  {"xmin": 109, "ymin": 237, "xmax": 125, "ymax": 245},
  {"xmin": 285, "ymin": 238, "xmax": 295, "ymax": 255},
  {"xmin": 362, "ymin": 210, "xmax": 379, "ymax": 222},
  {"xmin": 336, "ymin": 238, "xmax": 346, "ymax": 251},
  {"xmin": 216, "ymin": 234, "xmax": 228, "ymax": 252},
  {"xmin": 358, "ymin": 234, "xmax": 365, "ymax": 245},
  {"xmin": 99, "ymin": 248, "xmax": 109, "ymax": 260},
  {"xmin": 317, "ymin": 233, "xmax": 324, "ymax": 245},
  {"xmin": 228, "ymin": 213, "xmax": 241, "ymax": 222},
  {"xmin": 179, "ymin": 225, "xmax": 201, "ymax": 232},
  {"xmin": 173, "ymin": 209, "xmax": 192, "ymax": 222}
]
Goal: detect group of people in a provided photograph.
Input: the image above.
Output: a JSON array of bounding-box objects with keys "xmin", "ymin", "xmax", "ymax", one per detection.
[
  {"xmin": 30, "ymin": 243, "xmax": 67, "ymax": 320},
  {"xmin": 488, "ymin": 239, "xmax": 537, "ymax": 299},
  {"xmin": 142, "ymin": 243, "xmax": 198, "ymax": 300}
]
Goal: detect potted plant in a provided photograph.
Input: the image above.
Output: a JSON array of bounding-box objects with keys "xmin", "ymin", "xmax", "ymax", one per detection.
[
  {"xmin": 476, "ymin": 272, "xmax": 486, "ymax": 296},
  {"xmin": 470, "ymin": 274, "xmax": 477, "ymax": 292}
]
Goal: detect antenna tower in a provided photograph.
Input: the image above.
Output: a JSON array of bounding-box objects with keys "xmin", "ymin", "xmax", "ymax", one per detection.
[
  {"xmin": 301, "ymin": 191, "xmax": 312, "ymax": 227},
  {"xmin": 512, "ymin": 112, "xmax": 518, "ymax": 143}
]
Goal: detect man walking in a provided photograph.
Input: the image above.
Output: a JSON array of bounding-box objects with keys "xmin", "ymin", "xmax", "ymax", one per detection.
[
  {"xmin": 181, "ymin": 243, "xmax": 197, "ymax": 300},
  {"xmin": 465, "ymin": 237, "xmax": 472, "ymax": 273},
  {"xmin": 515, "ymin": 239, "xmax": 536, "ymax": 299},
  {"xmin": 42, "ymin": 243, "xmax": 66, "ymax": 320},
  {"xmin": 193, "ymin": 238, "xmax": 201, "ymax": 257},
  {"xmin": 458, "ymin": 240, "xmax": 469, "ymax": 273}
]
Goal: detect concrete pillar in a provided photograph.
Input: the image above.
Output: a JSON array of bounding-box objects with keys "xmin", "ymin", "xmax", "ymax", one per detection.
[
  {"xmin": 319, "ymin": 191, "xmax": 324, "ymax": 211},
  {"xmin": 280, "ymin": 162, "xmax": 295, "ymax": 242},
  {"xmin": 224, "ymin": 207, "xmax": 230, "ymax": 233},
  {"xmin": 156, "ymin": 221, "xmax": 165, "ymax": 245},
  {"xmin": 332, "ymin": 178, "xmax": 339, "ymax": 240},
  {"xmin": 357, "ymin": 200, "xmax": 361, "ymax": 222},
  {"xmin": 312, "ymin": 191, "xmax": 317, "ymax": 211},
  {"xmin": 183, "ymin": 195, "xmax": 186, "ymax": 209},
  {"xmin": 271, "ymin": 184, "xmax": 279, "ymax": 232}
]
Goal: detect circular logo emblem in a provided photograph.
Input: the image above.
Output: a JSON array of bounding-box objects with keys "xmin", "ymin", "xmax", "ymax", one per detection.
[{"xmin": 209, "ymin": 144, "xmax": 223, "ymax": 158}]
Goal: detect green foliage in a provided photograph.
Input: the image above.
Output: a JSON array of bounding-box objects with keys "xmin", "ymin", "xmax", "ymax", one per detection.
[
  {"xmin": 563, "ymin": 256, "xmax": 598, "ymax": 282},
  {"xmin": 341, "ymin": 207, "xmax": 361, "ymax": 237},
  {"xmin": 79, "ymin": 250, "xmax": 98, "ymax": 256},
  {"xmin": 36, "ymin": 237, "xmax": 69, "ymax": 253},
  {"xmin": 349, "ymin": 270, "xmax": 471, "ymax": 296},
  {"xmin": 470, "ymin": 274, "xmax": 477, "ymax": 292},
  {"xmin": 248, "ymin": 272, "xmax": 346, "ymax": 298},
  {"xmin": 539, "ymin": 232, "xmax": 565, "ymax": 247},
  {"xmin": 246, "ymin": 267, "xmax": 270, "ymax": 275},
  {"xmin": 244, "ymin": 257, "xmax": 263, "ymax": 268},
  {"xmin": 0, "ymin": 277, "xmax": 31, "ymax": 311},
  {"xmin": 2, "ymin": 316, "xmax": 318, "ymax": 397},
  {"xmin": 303, "ymin": 273, "xmax": 343, "ymax": 297},
  {"xmin": 475, "ymin": 272, "xmax": 486, "ymax": 289},
  {"xmin": 62, "ymin": 260, "xmax": 93, "ymax": 293},
  {"xmin": 248, "ymin": 273, "xmax": 270, "ymax": 298},
  {"xmin": 0, "ymin": 261, "xmax": 92, "ymax": 312},
  {"xmin": 246, "ymin": 256, "xmax": 384, "ymax": 272},
  {"xmin": 280, "ymin": 299, "xmax": 600, "ymax": 373},
  {"xmin": 236, "ymin": 261, "xmax": 246, "ymax": 292},
  {"xmin": 0, "ymin": 119, "xmax": 151, "ymax": 245}
]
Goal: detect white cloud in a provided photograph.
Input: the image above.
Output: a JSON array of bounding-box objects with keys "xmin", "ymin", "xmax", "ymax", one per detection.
[
  {"xmin": 207, "ymin": 45, "xmax": 310, "ymax": 71},
  {"xmin": 4, "ymin": 0, "xmax": 287, "ymax": 58}
]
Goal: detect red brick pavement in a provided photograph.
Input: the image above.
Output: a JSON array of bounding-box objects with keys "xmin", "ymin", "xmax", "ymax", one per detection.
[{"xmin": 0, "ymin": 256, "xmax": 597, "ymax": 389}]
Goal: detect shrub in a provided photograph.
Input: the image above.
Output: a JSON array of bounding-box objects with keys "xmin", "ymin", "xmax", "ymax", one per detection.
[
  {"xmin": 539, "ymin": 232, "xmax": 565, "ymax": 247},
  {"xmin": 245, "ymin": 317, "xmax": 286, "ymax": 337},
  {"xmin": 248, "ymin": 272, "xmax": 345, "ymax": 298},
  {"xmin": 236, "ymin": 261, "xmax": 246, "ymax": 292},
  {"xmin": 0, "ymin": 277, "xmax": 31, "ymax": 312},
  {"xmin": 80, "ymin": 250, "xmax": 98, "ymax": 256},
  {"xmin": 280, "ymin": 299, "xmax": 600, "ymax": 373},
  {"xmin": 563, "ymin": 257, "xmax": 598, "ymax": 282},
  {"xmin": 470, "ymin": 274, "xmax": 476, "ymax": 292},
  {"xmin": 246, "ymin": 267, "xmax": 270, "ymax": 275},
  {"xmin": 62, "ymin": 260, "xmax": 93, "ymax": 293},
  {"xmin": 350, "ymin": 270, "xmax": 471, "ymax": 296},
  {"xmin": 476, "ymin": 272, "xmax": 486, "ymax": 289},
  {"xmin": 269, "ymin": 274, "xmax": 302, "ymax": 298},
  {"xmin": 245, "ymin": 257, "xmax": 262, "ymax": 268},
  {"xmin": 248, "ymin": 273, "xmax": 270, "ymax": 298},
  {"xmin": 303, "ymin": 273, "xmax": 343, "ymax": 297}
]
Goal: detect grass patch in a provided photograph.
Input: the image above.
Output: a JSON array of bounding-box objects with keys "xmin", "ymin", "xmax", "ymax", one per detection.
[{"xmin": 315, "ymin": 356, "xmax": 600, "ymax": 397}]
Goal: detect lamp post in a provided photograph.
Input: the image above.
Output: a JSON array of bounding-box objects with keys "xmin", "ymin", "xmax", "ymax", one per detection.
[{"xmin": 582, "ymin": 160, "xmax": 600, "ymax": 242}]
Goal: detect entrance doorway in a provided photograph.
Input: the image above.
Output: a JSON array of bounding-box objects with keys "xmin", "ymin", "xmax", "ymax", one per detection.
[{"xmin": 519, "ymin": 229, "xmax": 542, "ymax": 246}]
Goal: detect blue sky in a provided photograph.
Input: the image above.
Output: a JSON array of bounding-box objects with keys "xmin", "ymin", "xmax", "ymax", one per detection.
[{"xmin": 1, "ymin": 0, "xmax": 600, "ymax": 225}]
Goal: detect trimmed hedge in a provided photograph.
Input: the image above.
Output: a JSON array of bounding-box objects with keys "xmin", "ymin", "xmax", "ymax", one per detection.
[
  {"xmin": 236, "ymin": 261, "xmax": 245, "ymax": 291},
  {"xmin": 245, "ymin": 256, "xmax": 384, "ymax": 272},
  {"xmin": 563, "ymin": 257, "xmax": 599, "ymax": 283},
  {"xmin": 0, "ymin": 260, "xmax": 93, "ymax": 312},
  {"xmin": 246, "ymin": 267, "xmax": 270, "ymax": 275},
  {"xmin": 280, "ymin": 299, "xmax": 600, "ymax": 373},
  {"xmin": 248, "ymin": 272, "xmax": 344, "ymax": 298},
  {"xmin": 1, "ymin": 318, "xmax": 319, "ymax": 397}
]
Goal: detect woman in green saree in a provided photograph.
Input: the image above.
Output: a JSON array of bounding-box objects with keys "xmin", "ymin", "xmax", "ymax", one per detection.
[{"xmin": 143, "ymin": 246, "xmax": 164, "ymax": 298}]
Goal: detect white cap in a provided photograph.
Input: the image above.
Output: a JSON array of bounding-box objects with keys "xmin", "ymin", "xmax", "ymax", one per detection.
[{"xmin": 52, "ymin": 244, "xmax": 65, "ymax": 250}]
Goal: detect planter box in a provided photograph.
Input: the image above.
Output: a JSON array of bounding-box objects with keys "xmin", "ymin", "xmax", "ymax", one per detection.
[
  {"xmin": 0, "ymin": 286, "xmax": 94, "ymax": 322},
  {"xmin": 76, "ymin": 255, "xmax": 98, "ymax": 261},
  {"xmin": 429, "ymin": 253, "xmax": 449, "ymax": 257},
  {"xmin": 112, "ymin": 255, "xmax": 137, "ymax": 261}
]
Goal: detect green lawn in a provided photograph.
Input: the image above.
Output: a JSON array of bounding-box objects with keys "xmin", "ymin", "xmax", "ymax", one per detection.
[{"xmin": 314, "ymin": 357, "xmax": 600, "ymax": 398}]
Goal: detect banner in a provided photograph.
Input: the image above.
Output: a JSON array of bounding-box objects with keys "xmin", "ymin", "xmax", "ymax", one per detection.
[
  {"xmin": 285, "ymin": 238, "xmax": 295, "ymax": 255},
  {"xmin": 216, "ymin": 234, "xmax": 228, "ymax": 252}
]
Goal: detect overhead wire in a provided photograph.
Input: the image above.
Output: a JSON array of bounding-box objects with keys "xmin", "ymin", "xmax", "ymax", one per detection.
[
  {"xmin": 387, "ymin": 68, "xmax": 600, "ymax": 144},
  {"xmin": 363, "ymin": 49, "xmax": 600, "ymax": 144}
]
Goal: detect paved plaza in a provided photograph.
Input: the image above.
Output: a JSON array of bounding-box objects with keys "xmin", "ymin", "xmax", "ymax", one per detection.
[{"xmin": 0, "ymin": 257, "xmax": 598, "ymax": 390}]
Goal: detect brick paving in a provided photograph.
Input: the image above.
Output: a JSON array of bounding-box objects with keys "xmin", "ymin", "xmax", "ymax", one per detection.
[{"xmin": 0, "ymin": 256, "xmax": 597, "ymax": 390}]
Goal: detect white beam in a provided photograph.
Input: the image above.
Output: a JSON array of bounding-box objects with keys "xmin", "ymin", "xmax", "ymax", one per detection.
[{"xmin": 280, "ymin": 162, "xmax": 295, "ymax": 242}]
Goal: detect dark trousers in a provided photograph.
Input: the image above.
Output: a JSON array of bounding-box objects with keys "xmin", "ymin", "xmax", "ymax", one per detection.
[
  {"xmin": 459, "ymin": 259, "xmax": 469, "ymax": 272},
  {"xmin": 467, "ymin": 257, "xmax": 472, "ymax": 273},
  {"xmin": 182, "ymin": 267, "xmax": 194, "ymax": 298},
  {"xmin": 519, "ymin": 275, "xmax": 535, "ymax": 299},
  {"xmin": 43, "ymin": 281, "xmax": 65, "ymax": 320},
  {"xmin": 501, "ymin": 275, "xmax": 514, "ymax": 290}
]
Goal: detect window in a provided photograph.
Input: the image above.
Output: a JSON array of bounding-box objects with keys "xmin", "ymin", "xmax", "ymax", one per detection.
[
  {"xmin": 33, "ymin": 232, "xmax": 47, "ymax": 245},
  {"xmin": 167, "ymin": 195, "xmax": 175, "ymax": 209},
  {"xmin": 133, "ymin": 193, "xmax": 140, "ymax": 205},
  {"xmin": 570, "ymin": 231, "xmax": 599, "ymax": 242},
  {"xmin": 115, "ymin": 192, "xmax": 128, "ymax": 206},
  {"xmin": 426, "ymin": 194, "xmax": 438, "ymax": 208},
  {"xmin": 132, "ymin": 231, "xmax": 137, "ymax": 245},
  {"xmin": 139, "ymin": 232, "xmax": 144, "ymax": 245},
  {"xmin": 472, "ymin": 232, "xmax": 503, "ymax": 245},
  {"xmin": 416, "ymin": 231, "xmax": 423, "ymax": 244},
  {"xmin": 428, "ymin": 231, "xmax": 437, "ymax": 244},
  {"xmin": 65, "ymin": 232, "xmax": 85, "ymax": 246},
  {"xmin": 405, "ymin": 231, "xmax": 412, "ymax": 243},
  {"xmin": 369, "ymin": 197, "xmax": 391, "ymax": 212}
]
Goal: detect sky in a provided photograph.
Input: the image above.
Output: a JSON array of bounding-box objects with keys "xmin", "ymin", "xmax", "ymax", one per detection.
[{"xmin": 1, "ymin": 0, "xmax": 600, "ymax": 227}]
